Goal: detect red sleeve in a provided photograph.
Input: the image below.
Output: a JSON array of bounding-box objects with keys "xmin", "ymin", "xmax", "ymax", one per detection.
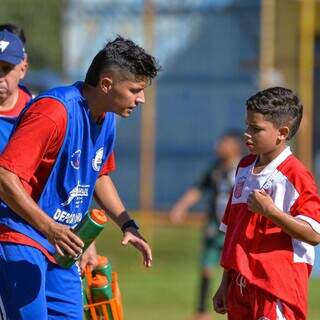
[
  {"xmin": 99, "ymin": 152, "xmax": 116, "ymax": 176},
  {"xmin": 0, "ymin": 98, "xmax": 67, "ymax": 184},
  {"xmin": 290, "ymin": 181, "xmax": 320, "ymax": 222}
]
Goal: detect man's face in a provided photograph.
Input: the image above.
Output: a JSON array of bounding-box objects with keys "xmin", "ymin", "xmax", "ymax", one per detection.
[
  {"xmin": 103, "ymin": 77, "xmax": 147, "ymax": 118},
  {"xmin": 0, "ymin": 60, "xmax": 26, "ymax": 103}
]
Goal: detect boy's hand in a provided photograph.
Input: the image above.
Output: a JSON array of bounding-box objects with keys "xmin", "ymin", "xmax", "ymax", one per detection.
[
  {"xmin": 213, "ymin": 281, "xmax": 228, "ymax": 314},
  {"xmin": 247, "ymin": 189, "xmax": 275, "ymax": 216}
]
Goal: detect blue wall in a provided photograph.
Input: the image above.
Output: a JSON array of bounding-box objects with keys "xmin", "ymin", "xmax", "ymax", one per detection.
[{"xmin": 111, "ymin": 3, "xmax": 260, "ymax": 209}]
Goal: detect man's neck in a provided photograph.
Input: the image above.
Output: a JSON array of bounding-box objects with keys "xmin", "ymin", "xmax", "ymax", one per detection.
[
  {"xmin": 82, "ymin": 83, "xmax": 105, "ymax": 122},
  {"xmin": 0, "ymin": 90, "xmax": 19, "ymax": 111}
]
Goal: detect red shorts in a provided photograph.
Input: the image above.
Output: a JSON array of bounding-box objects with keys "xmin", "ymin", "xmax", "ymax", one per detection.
[{"xmin": 226, "ymin": 271, "xmax": 305, "ymax": 320}]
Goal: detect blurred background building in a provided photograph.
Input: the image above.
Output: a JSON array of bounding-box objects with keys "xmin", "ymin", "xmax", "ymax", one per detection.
[
  {"xmin": 65, "ymin": 0, "xmax": 260, "ymax": 211},
  {"xmin": 1, "ymin": 0, "xmax": 319, "ymax": 212}
]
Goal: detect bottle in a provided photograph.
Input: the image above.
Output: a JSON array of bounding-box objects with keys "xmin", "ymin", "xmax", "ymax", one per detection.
[
  {"xmin": 93, "ymin": 255, "xmax": 112, "ymax": 283},
  {"xmin": 91, "ymin": 274, "xmax": 113, "ymax": 319},
  {"xmin": 54, "ymin": 209, "xmax": 108, "ymax": 268}
]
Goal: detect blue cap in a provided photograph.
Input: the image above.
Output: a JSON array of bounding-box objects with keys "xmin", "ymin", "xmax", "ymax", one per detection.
[{"xmin": 0, "ymin": 30, "xmax": 24, "ymax": 65}]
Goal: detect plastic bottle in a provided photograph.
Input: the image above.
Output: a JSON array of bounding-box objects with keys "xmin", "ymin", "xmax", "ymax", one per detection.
[
  {"xmin": 54, "ymin": 209, "xmax": 108, "ymax": 268},
  {"xmin": 93, "ymin": 255, "xmax": 112, "ymax": 282},
  {"xmin": 91, "ymin": 274, "xmax": 113, "ymax": 319}
]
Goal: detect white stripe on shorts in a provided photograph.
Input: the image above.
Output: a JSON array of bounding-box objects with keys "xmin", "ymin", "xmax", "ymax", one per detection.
[
  {"xmin": 0, "ymin": 294, "xmax": 7, "ymax": 320},
  {"xmin": 276, "ymin": 299, "xmax": 286, "ymax": 320}
]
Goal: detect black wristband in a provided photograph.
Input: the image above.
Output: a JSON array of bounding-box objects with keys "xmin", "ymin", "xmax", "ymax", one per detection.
[{"xmin": 121, "ymin": 219, "xmax": 139, "ymax": 233}]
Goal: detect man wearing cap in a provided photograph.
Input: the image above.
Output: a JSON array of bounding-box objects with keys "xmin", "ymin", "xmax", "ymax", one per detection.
[{"xmin": 0, "ymin": 29, "xmax": 31, "ymax": 152}]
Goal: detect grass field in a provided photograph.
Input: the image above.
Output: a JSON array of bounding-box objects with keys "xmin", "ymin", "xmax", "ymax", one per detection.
[{"xmin": 95, "ymin": 216, "xmax": 320, "ymax": 320}]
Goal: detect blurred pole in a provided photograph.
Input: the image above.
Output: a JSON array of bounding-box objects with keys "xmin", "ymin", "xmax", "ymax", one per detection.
[
  {"xmin": 275, "ymin": 0, "xmax": 300, "ymax": 91},
  {"xmin": 297, "ymin": 0, "xmax": 315, "ymax": 171},
  {"xmin": 140, "ymin": 0, "xmax": 156, "ymax": 225},
  {"xmin": 259, "ymin": 0, "xmax": 276, "ymax": 89}
]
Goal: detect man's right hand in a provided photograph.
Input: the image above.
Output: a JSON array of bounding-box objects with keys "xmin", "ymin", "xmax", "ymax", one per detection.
[
  {"xmin": 169, "ymin": 206, "xmax": 186, "ymax": 224},
  {"xmin": 46, "ymin": 221, "xmax": 84, "ymax": 258}
]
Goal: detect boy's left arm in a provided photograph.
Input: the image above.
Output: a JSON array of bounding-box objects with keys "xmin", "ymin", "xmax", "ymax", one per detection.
[{"xmin": 248, "ymin": 189, "xmax": 320, "ymax": 246}]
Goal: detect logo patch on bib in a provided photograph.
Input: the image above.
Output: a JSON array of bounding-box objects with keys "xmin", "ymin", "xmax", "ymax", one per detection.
[{"xmin": 92, "ymin": 147, "xmax": 104, "ymax": 171}]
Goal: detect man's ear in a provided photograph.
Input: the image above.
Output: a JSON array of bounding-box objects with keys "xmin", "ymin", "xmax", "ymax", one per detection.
[
  {"xmin": 278, "ymin": 126, "xmax": 290, "ymax": 141},
  {"xmin": 100, "ymin": 75, "xmax": 113, "ymax": 93},
  {"xmin": 19, "ymin": 58, "xmax": 28, "ymax": 80}
]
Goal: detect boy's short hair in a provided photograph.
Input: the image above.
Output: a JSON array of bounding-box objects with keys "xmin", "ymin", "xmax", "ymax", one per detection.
[
  {"xmin": 85, "ymin": 35, "xmax": 160, "ymax": 86},
  {"xmin": 246, "ymin": 87, "xmax": 303, "ymax": 140}
]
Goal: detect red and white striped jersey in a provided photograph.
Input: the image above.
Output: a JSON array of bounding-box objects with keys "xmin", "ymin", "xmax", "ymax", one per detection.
[{"xmin": 220, "ymin": 147, "xmax": 320, "ymax": 317}]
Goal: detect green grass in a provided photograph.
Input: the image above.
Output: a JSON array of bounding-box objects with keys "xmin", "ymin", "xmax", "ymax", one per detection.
[{"xmin": 95, "ymin": 218, "xmax": 320, "ymax": 320}]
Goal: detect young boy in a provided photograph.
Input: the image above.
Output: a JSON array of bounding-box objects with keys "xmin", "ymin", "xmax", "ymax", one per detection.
[
  {"xmin": 213, "ymin": 87, "xmax": 320, "ymax": 320},
  {"xmin": 170, "ymin": 131, "xmax": 243, "ymax": 320}
]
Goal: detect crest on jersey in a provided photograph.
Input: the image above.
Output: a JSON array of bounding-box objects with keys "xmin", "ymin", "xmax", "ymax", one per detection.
[
  {"xmin": 70, "ymin": 149, "xmax": 81, "ymax": 169},
  {"xmin": 92, "ymin": 147, "xmax": 104, "ymax": 171},
  {"xmin": 262, "ymin": 178, "xmax": 274, "ymax": 197},
  {"xmin": 263, "ymin": 186, "xmax": 274, "ymax": 197},
  {"xmin": 234, "ymin": 176, "xmax": 246, "ymax": 198}
]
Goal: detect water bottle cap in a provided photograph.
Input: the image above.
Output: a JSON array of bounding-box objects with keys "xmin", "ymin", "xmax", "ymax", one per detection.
[
  {"xmin": 97, "ymin": 255, "xmax": 108, "ymax": 267},
  {"xmin": 91, "ymin": 274, "xmax": 108, "ymax": 288},
  {"xmin": 90, "ymin": 209, "xmax": 108, "ymax": 224}
]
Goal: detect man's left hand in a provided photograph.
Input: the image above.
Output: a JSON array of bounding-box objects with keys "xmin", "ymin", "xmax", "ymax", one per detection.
[{"xmin": 121, "ymin": 228, "xmax": 152, "ymax": 268}]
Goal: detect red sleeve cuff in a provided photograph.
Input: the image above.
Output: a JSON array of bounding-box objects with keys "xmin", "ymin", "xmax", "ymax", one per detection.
[
  {"xmin": 0, "ymin": 157, "xmax": 30, "ymax": 182},
  {"xmin": 99, "ymin": 152, "xmax": 116, "ymax": 176}
]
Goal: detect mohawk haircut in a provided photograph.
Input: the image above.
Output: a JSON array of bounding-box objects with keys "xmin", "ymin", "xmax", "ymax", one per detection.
[{"xmin": 85, "ymin": 36, "xmax": 160, "ymax": 86}]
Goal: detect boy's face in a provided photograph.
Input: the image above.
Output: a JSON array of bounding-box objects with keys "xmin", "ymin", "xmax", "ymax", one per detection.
[
  {"xmin": 244, "ymin": 110, "xmax": 286, "ymax": 155},
  {"xmin": 0, "ymin": 60, "xmax": 27, "ymax": 104},
  {"xmin": 100, "ymin": 73, "xmax": 147, "ymax": 118}
]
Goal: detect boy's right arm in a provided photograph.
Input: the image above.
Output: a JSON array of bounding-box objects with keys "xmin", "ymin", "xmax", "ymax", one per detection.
[{"xmin": 213, "ymin": 269, "xmax": 230, "ymax": 314}]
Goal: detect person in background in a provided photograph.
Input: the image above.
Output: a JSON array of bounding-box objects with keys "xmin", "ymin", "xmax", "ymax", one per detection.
[
  {"xmin": 170, "ymin": 131, "xmax": 243, "ymax": 320},
  {"xmin": 0, "ymin": 26, "xmax": 31, "ymax": 152}
]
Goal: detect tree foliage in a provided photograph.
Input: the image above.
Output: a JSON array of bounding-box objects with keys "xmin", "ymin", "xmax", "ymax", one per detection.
[{"xmin": 0, "ymin": 0, "xmax": 64, "ymax": 71}]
